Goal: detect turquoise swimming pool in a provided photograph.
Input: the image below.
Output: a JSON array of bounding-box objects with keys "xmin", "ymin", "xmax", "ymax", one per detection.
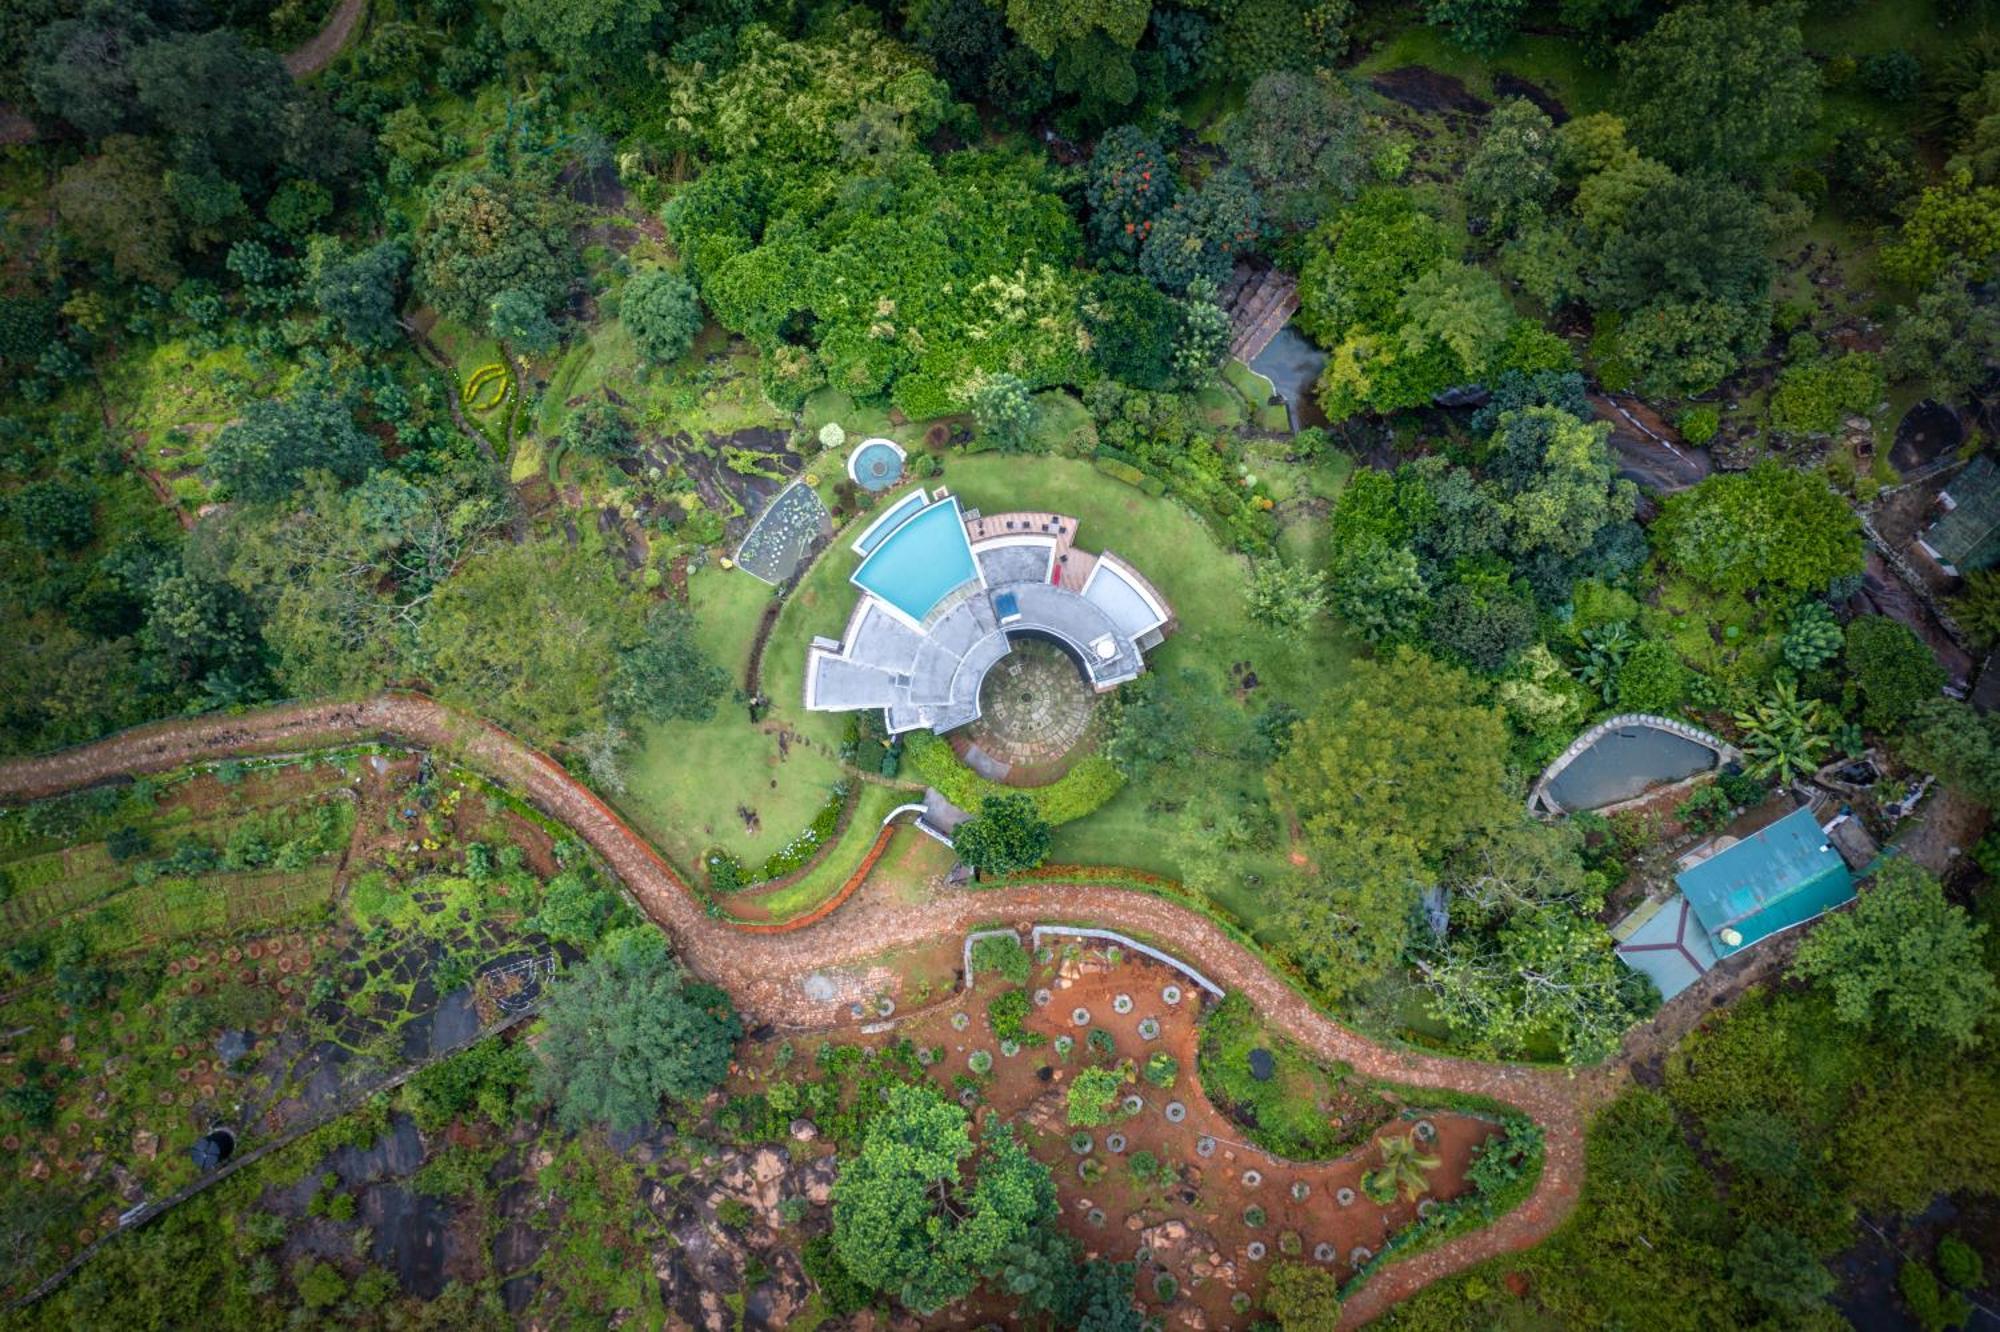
[{"xmin": 851, "ymin": 496, "xmax": 979, "ymax": 624}]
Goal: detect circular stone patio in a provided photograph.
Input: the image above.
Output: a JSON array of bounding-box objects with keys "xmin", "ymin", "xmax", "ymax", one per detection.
[{"xmin": 955, "ymin": 639, "xmax": 1099, "ymax": 784}]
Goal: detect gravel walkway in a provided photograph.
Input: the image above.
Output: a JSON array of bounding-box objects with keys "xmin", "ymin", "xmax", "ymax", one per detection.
[{"xmin": 0, "ymin": 694, "xmax": 1654, "ymax": 1325}]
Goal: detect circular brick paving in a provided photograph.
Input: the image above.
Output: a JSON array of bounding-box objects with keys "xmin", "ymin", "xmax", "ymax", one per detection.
[{"xmin": 965, "ymin": 640, "xmax": 1098, "ymax": 773}]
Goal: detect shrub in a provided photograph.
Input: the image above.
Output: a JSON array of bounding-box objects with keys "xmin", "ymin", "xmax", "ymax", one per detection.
[
  {"xmin": 1677, "ymin": 405, "xmax": 1720, "ymax": 444},
  {"xmin": 1067, "ymin": 1064, "xmax": 1129, "ymax": 1126},
  {"xmin": 1143, "ymin": 1052, "xmax": 1179, "ymax": 1088},
  {"xmin": 1615, "ymin": 639, "xmax": 1689, "ymax": 713},
  {"xmin": 903, "ymin": 731, "xmax": 1123, "ymax": 826},
  {"xmin": 622, "ymin": 269, "xmax": 703, "ymax": 364},
  {"xmin": 986, "ymin": 990, "xmax": 1041, "ymax": 1044},
  {"xmin": 970, "ymin": 933, "xmax": 1030, "ymax": 984}
]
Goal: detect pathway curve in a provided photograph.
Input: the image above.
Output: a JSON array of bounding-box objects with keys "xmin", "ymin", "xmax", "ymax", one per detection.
[
  {"xmin": 0, "ymin": 694, "xmax": 1629, "ymax": 1325},
  {"xmin": 284, "ymin": 0, "xmax": 367, "ymax": 77}
]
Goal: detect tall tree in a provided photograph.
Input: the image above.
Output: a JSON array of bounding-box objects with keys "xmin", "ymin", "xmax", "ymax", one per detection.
[
  {"xmin": 206, "ymin": 389, "xmax": 381, "ymax": 505},
  {"xmin": 416, "ymin": 176, "xmax": 577, "ymax": 330},
  {"xmin": 954, "ymin": 795, "xmax": 1053, "ymax": 877},
  {"xmin": 533, "ymin": 928, "xmax": 741, "ymax": 1131},
  {"xmin": 1616, "ymin": 0, "xmax": 1820, "ymax": 177},
  {"xmin": 1652, "ymin": 462, "xmax": 1863, "ymax": 597},
  {"xmin": 1275, "ymin": 646, "xmax": 1511, "ymax": 861},
  {"xmin": 1791, "ymin": 859, "xmax": 1996, "ymax": 1052},
  {"xmin": 502, "ymin": 0, "xmax": 666, "ymax": 76},
  {"xmin": 831, "ymin": 1083, "xmax": 1057, "ymax": 1314}
]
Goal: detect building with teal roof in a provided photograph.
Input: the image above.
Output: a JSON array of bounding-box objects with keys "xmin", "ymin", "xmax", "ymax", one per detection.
[{"xmin": 1674, "ymin": 806, "xmax": 1857, "ymax": 958}]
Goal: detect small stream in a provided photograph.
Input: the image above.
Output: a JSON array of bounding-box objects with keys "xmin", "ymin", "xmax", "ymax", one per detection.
[{"xmin": 1247, "ymin": 324, "xmax": 1329, "ymax": 431}]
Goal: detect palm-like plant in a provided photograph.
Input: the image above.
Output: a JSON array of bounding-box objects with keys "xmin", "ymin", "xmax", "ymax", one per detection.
[
  {"xmin": 1733, "ymin": 679, "xmax": 1829, "ymax": 785},
  {"xmin": 1360, "ymin": 1131, "xmax": 1442, "ymax": 1205},
  {"xmin": 1573, "ymin": 622, "xmax": 1635, "ymax": 704}
]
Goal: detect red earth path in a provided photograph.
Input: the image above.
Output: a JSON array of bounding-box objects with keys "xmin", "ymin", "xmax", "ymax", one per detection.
[{"xmin": 0, "ymin": 694, "xmax": 1644, "ymax": 1325}]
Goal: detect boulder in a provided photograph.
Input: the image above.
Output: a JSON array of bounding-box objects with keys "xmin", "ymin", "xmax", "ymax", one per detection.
[{"xmin": 788, "ymin": 1119, "xmax": 818, "ymax": 1143}]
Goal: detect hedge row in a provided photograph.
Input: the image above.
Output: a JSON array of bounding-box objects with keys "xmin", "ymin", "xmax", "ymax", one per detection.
[{"xmin": 903, "ymin": 732, "xmax": 1124, "ymax": 825}]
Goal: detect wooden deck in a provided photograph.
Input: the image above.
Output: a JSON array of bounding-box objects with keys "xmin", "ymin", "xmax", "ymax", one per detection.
[{"xmin": 962, "ymin": 510, "xmax": 1099, "ymax": 589}]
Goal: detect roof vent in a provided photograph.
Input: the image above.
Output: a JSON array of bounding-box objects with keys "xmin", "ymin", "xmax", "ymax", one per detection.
[{"xmin": 1719, "ymin": 928, "xmax": 1743, "ymax": 947}]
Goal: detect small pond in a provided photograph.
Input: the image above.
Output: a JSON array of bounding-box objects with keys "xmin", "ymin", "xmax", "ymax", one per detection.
[
  {"xmin": 1545, "ymin": 724, "xmax": 1720, "ymax": 811},
  {"xmin": 847, "ymin": 438, "xmax": 906, "ymax": 492},
  {"xmin": 1247, "ymin": 324, "xmax": 1329, "ymax": 431}
]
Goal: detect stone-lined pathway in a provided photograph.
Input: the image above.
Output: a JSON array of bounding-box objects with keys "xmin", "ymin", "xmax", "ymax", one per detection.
[{"xmin": 0, "ymin": 694, "xmax": 1668, "ymax": 1326}]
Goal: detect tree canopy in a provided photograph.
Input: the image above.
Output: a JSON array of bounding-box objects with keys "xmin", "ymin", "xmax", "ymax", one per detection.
[{"xmin": 533, "ymin": 928, "xmax": 741, "ymax": 1132}]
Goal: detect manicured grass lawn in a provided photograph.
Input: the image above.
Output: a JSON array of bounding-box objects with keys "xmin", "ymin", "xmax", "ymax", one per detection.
[
  {"xmin": 725, "ymin": 781, "xmax": 921, "ymax": 921},
  {"xmin": 616, "ymin": 563, "xmax": 849, "ymax": 873}
]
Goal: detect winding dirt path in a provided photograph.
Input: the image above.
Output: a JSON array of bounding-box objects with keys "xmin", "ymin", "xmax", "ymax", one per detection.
[
  {"xmin": 0, "ymin": 694, "xmax": 1625, "ymax": 1325},
  {"xmin": 284, "ymin": 0, "xmax": 367, "ymax": 77}
]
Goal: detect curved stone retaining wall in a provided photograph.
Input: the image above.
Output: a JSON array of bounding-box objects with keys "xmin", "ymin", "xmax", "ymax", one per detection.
[{"xmin": 1528, "ymin": 713, "xmax": 1739, "ymax": 817}]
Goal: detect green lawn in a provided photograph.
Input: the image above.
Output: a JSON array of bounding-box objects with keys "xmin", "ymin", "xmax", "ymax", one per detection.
[{"xmin": 614, "ymin": 562, "xmax": 850, "ymax": 873}]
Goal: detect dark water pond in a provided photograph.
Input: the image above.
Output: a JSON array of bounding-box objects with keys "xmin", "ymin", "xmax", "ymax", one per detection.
[
  {"xmin": 1546, "ymin": 725, "xmax": 1719, "ymax": 811},
  {"xmin": 1247, "ymin": 325, "xmax": 1329, "ymax": 431}
]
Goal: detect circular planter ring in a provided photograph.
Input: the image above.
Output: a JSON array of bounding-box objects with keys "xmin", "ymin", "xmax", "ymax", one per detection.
[
  {"xmin": 1033, "ymin": 988, "xmax": 1053, "ymax": 1007},
  {"xmin": 1112, "ymin": 994, "xmax": 1134, "ymax": 1014},
  {"xmin": 1087, "ymin": 1208, "xmax": 1106, "ymax": 1227},
  {"xmin": 1291, "ymin": 1181, "xmax": 1311, "ymax": 1201},
  {"xmin": 1246, "ymin": 1242, "xmax": 1267, "ymax": 1261},
  {"xmin": 1161, "ymin": 985, "xmax": 1183, "ymax": 1005},
  {"xmin": 1137, "ymin": 1018, "xmax": 1161, "ymax": 1040},
  {"xmin": 1351, "ymin": 1246, "xmax": 1373, "ymax": 1266},
  {"xmin": 1336, "ymin": 1187, "xmax": 1356, "ymax": 1207},
  {"xmin": 1121, "ymin": 1094, "xmax": 1145, "ymax": 1116},
  {"xmin": 1196, "ymin": 1136, "xmax": 1216, "ymax": 1157},
  {"xmin": 999, "ymin": 1040, "xmax": 1020, "ymax": 1057},
  {"xmin": 1105, "ymin": 1133, "xmax": 1127, "ymax": 1153},
  {"xmin": 1313, "ymin": 1243, "xmax": 1337, "ymax": 1263},
  {"xmin": 951, "ymin": 1012, "xmax": 970, "ymax": 1031},
  {"xmin": 1413, "ymin": 1118, "xmax": 1437, "ymax": 1142},
  {"xmin": 1071, "ymin": 1133, "xmax": 1094, "ymax": 1155},
  {"xmin": 1071, "ymin": 1007, "xmax": 1092, "ymax": 1027},
  {"xmin": 1164, "ymin": 1101, "xmax": 1187, "ymax": 1123}
]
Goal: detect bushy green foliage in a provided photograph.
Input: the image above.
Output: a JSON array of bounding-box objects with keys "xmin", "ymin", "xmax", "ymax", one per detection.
[
  {"xmin": 954, "ymin": 794, "xmax": 1053, "ymax": 876},
  {"xmin": 621, "ymin": 269, "xmax": 703, "ymax": 364},
  {"xmin": 1616, "ymin": 0, "xmax": 1819, "ymax": 177},
  {"xmin": 1767, "ymin": 351, "xmax": 1884, "ymax": 437},
  {"xmin": 1845, "ymin": 616, "xmax": 1947, "ymax": 729},
  {"xmin": 904, "ymin": 731, "xmax": 1124, "ymax": 825},
  {"xmin": 416, "ymin": 175, "xmax": 577, "ymax": 330},
  {"xmin": 533, "ymin": 928, "xmax": 741, "ymax": 1132},
  {"xmin": 969, "ymin": 933, "xmax": 1031, "ymax": 984},
  {"xmin": 1653, "ymin": 463, "xmax": 1863, "ymax": 597},
  {"xmin": 1065, "ymin": 1064, "xmax": 1129, "ymax": 1126},
  {"xmin": 206, "ymin": 389, "xmax": 380, "ymax": 504}
]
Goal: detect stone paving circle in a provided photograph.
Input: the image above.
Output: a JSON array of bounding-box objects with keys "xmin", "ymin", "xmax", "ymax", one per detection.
[{"xmin": 965, "ymin": 640, "xmax": 1098, "ymax": 770}]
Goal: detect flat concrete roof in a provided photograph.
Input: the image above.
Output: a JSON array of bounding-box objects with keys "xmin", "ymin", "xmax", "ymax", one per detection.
[{"xmin": 805, "ymin": 504, "xmax": 1171, "ymax": 735}]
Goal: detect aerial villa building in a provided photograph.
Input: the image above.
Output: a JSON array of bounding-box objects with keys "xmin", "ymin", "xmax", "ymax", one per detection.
[{"xmin": 803, "ymin": 487, "xmax": 1172, "ymax": 735}]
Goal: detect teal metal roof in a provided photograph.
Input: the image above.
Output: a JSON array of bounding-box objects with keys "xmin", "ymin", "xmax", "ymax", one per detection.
[
  {"xmin": 1924, "ymin": 455, "xmax": 2000, "ymax": 573},
  {"xmin": 1675, "ymin": 807, "xmax": 1855, "ymax": 957},
  {"xmin": 1612, "ymin": 895, "xmax": 1718, "ymax": 1002}
]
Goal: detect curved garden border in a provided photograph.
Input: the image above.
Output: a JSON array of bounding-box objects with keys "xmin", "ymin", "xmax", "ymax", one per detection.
[{"xmin": 0, "ymin": 694, "xmax": 1619, "ymax": 1325}]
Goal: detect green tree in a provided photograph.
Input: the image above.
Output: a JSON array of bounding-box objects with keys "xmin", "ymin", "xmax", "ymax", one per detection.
[
  {"xmin": 488, "ymin": 287, "xmax": 559, "ymax": 356},
  {"xmin": 1733, "ymin": 679, "xmax": 1828, "ymax": 783},
  {"xmin": 1899, "ymin": 699, "xmax": 2000, "ymax": 806},
  {"xmin": 533, "ymin": 928, "xmax": 741, "ymax": 1131},
  {"xmin": 421, "ymin": 540, "xmax": 645, "ymax": 742},
  {"xmin": 1297, "ymin": 190, "xmax": 1455, "ymax": 345},
  {"xmin": 1225, "ymin": 71, "xmax": 1366, "ymax": 228},
  {"xmin": 206, "ymin": 389, "xmax": 381, "ymax": 504},
  {"xmin": 1330, "ymin": 540, "xmax": 1428, "ymax": 642},
  {"xmin": 311, "ymin": 238, "xmax": 409, "ymax": 351},
  {"xmin": 560, "ymin": 398, "xmax": 634, "ymax": 460},
  {"xmin": 12, "ymin": 479, "xmax": 95, "ymax": 552},
  {"xmin": 129, "ymin": 29, "xmax": 292, "ymax": 179},
  {"xmin": 1616, "ymin": 0, "xmax": 1820, "ymax": 177},
  {"xmin": 1264, "ymin": 1259, "xmax": 1344, "ymax": 1331},
  {"xmin": 1793, "ymin": 858, "xmax": 1997, "ymax": 1052},
  {"xmin": 621, "ymin": 269, "xmax": 703, "ymax": 365},
  {"xmin": 955, "ymin": 794, "xmax": 1053, "ymax": 877},
  {"xmin": 53, "ymin": 134, "xmax": 184, "ymax": 287},
  {"xmin": 416, "ymin": 176, "xmax": 576, "ymax": 330},
  {"xmin": 1246, "ymin": 561, "xmax": 1329, "ymax": 640},
  {"xmin": 967, "ymin": 373, "xmax": 1036, "ymax": 451},
  {"xmin": 1465, "ymin": 98, "xmax": 1558, "ymax": 235},
  {"xmin": 1590, "ymin": 175, "xmax": 1773, "ymax": 314},
  {"xmin": 1951, "ymin": 569, "xmax": 2000, "ymax": 649},
  {"xmin": 1781, "ymin": 601, "xmax": 1843, "ymax": 671},
  {"xmin": 1139, "ymin": 167, "xmax": 1261, "ymax": 295},
  {"xmin": 608, "ymin": 607, "xmax": 730, "ymax": 726},
  {"xmin": 1085, "ymin": 125, "xmax": 1177, "ymax": 264},
  {"xmin": 832, "ymin": 1082, "xmax": 1056, "ymax": 1314},
  {"xmin": 1886, "ymin": 263, "xmax": 2000, "ymax": 403},
  {"xmin": 1276, "ymin": 646, "xmax": 1510, "ymax": 862},
  {"xmin": 1066, "ymin": 1064, "xmax": 1129, "ymax": 1126},
  {"xmin": 1653, "ymin": 462, "xmax": 1863, "ymax": 596},
  {"xmin": 1424, "ymin": 906, "xmax": 1653, "ymax": 1063},
  {"xmin": 1845, "ymin": 616, "xmax": 1947, "ymax": 729},
  {"xmin": 1880, "ymin": 171, "xmax": 2000, "ymax": 290},
  {"xmin": 1730, "ymin": 1225, "xmax": 1836, "ymax": 1313},
  {"xmin": 501, "ymin": 0, "xmax": 665, "ymax": 75}
]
